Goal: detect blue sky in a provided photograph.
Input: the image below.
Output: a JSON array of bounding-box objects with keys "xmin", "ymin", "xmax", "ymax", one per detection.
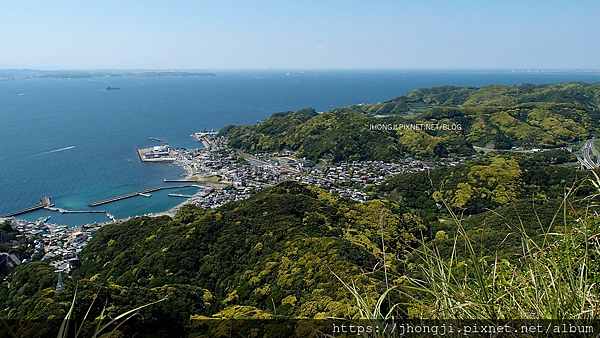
[{"xmin": 1, "ymin": 0, "xmax": 598, "ymax": 70}]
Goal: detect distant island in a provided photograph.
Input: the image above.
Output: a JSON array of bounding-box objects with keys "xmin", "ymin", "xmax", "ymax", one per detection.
[
  {"xmin": 135, "ymin": 71, "xmax": 216, "ymax": 77},
  {"xmin": 0, "ymin": 69, "xmax": 216, "ymax": 80}
]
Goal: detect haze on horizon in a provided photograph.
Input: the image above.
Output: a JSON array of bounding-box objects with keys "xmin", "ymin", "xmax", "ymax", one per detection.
[{"xmin": 1, "ymin": 0, "xmax": 598, "ymax": 70}]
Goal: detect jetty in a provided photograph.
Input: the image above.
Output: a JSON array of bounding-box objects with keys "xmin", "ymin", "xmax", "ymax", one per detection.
[
  {"xmin": 44, "ymin": 207, "xmax": 106, "ymax": 214},
  {"xmin": 88, "ymin": 185, "xmax": 203, "ymax": 207},
  {"xmin": 149, "ymin": 138, "xmax": 165, "ymax": 146},
  {"xmin": 1, "ymin": 197, "xmax": 54, "ymax": 218},
  {"xmin": 192, "ymin": 131, "xmax": 222, "ymax": 150}
]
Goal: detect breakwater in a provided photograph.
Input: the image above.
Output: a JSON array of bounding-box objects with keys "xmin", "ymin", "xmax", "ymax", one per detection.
[
  {"xmin": 1, "ymin": 197, "xmax": 54, "ymax": 218},
  {"xmin": 88, "ymin": 185, "xmax": 203, "ymax": 207}
]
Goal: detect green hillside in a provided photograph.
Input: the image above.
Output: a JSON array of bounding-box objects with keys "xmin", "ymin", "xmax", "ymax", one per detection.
[
  {"xmin": 380, "ymin": 151, "xmax": 583, "ymax": 215},
  {"xmin": 1, "ymin": 182, "xmax": 424, "ymax": 326},
  {"xmin": 221, "ymin": 82, "xmax": 600, "ymax": 161}
]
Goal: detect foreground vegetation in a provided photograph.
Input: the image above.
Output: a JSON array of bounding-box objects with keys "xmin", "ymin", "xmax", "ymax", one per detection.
[{"xmin": 400, "ymin": 174, "xmax": 600, "ymax": 320}]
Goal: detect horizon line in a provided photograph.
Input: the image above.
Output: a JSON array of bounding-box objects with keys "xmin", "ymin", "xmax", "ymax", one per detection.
[{"xmin": 2, "ymin": 67, "xmax": 600, "ymax": 72}]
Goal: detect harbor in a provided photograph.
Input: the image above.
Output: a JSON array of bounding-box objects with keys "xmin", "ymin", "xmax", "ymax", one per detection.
[
  {"xmin": 0, "ymin": 181, "xmax": 209, "ymax": 274},
  {"xmin": 0, "ymin": 132, "xmax": 496, "ymax": 275},
  {"xmin": 0, "ymin": 131, "xmax": 438, "ymax": 275},
  {"xmin": 136, "ymin": 138, "xmax": 177, "ymax": 162},
  {"xmin": 2, "ymin": 130, "xmax": 451, "ymax": 225},
  {"xmin": 1, "ymin": 185, "xmax": 206, "ymax": 225}
]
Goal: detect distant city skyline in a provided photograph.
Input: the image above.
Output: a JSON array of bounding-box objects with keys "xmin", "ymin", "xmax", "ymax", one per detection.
[{"xmin": 1, "ymin": 0, "xmax": 598, "ymax": 70}]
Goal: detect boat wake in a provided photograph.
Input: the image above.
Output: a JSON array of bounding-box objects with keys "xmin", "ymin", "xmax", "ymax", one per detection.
[
  {"xmin": 0, "ymin": 145, "xmax": 76, "ymax": 161},
  {"xmin": 38, "ymin": 146, "xmax": 75, "ymax": 156}
]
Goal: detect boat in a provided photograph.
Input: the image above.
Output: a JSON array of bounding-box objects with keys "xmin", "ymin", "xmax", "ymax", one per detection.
[
  {"xmin": 106, "ymin": 86, "xmax": 120, "ymax": 90},
  {"xmin": 168, "ymin": 193, "xmax": 194, "ymax": 198}
]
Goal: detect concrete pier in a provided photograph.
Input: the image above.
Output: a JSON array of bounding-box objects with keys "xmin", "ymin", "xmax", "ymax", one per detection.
[
  {"xmin": 1, "ymin": 197, "xmax": 54, "ymax": 218},
  {"xmin": 88, "ymin": 185, "xmax": 203, "ymax": 207},
  {"xmin": 44, "ymin": 207, "xmax": 106, "ymax": 214}
]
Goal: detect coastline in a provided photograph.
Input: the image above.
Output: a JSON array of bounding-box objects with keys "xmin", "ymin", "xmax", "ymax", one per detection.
[
  {"xmin": 150, "ymin": 156, "xmax": 225, "ymax": 219},
  {"xmin": 1, "ymin": 138, "xmax": 219, "ymax": 229}
]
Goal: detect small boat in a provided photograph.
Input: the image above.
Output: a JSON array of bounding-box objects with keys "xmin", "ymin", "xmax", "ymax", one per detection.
[
  {"xmin": 106, "ymin": 86, "xmax": 120, "ymax": 90},
  {"xmin": 168, "ymin": 193, "xmax": 194, "ymax": 198}
]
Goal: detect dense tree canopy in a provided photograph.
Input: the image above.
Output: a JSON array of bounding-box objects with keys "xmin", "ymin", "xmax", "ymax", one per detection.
[{"xmin": 221, "ymin": 82, "xmax": 600, "ymax": 161}]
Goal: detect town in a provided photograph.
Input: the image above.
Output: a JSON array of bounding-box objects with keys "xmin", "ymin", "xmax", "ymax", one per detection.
[
  {"xmin": 1, "ymin": 217, "xmax": 100, "ymax": 276},
  {"xmin": 0, "ymin": 131, "xmax": 508, "ymax": 275},
  {"xmin": 162, "ymin": 132, "xmax": 475, "ymax": 207}
]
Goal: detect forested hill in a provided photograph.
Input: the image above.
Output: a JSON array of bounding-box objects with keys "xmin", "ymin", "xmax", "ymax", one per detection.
[
  {"xmin": 220, "ymin": 82, "xmax": 600, "ymax": 161},
  {"xmin": 3, "ymin": 181, "xmax": 424, "ymax": 324}
]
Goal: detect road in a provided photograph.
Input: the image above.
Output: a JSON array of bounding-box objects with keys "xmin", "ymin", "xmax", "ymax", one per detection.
[{"xmin": 577, "ymin": 138, "xmax": 599, "ymax": 170}]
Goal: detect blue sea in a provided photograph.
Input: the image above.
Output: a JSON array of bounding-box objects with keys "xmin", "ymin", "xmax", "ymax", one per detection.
[{"xmin": 1, "ymin": 70, "xmax": 599, "ymax": 226}]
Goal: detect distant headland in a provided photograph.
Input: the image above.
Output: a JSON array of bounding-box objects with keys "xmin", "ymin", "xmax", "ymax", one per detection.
[{"xmin": 0, "ymin": 70, "xmax": 217, "ymax": 81}]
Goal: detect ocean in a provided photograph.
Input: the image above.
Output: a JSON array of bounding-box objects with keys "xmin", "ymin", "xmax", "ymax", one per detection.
[{"xmin": 1, "ymin": 70, "xmax": 599, "ymax": 226}]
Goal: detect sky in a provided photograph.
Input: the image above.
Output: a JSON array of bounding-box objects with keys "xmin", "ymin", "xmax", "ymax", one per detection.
[{"xmin": 1, "ymin": 0, "xmax": 598, "ymax": 70}]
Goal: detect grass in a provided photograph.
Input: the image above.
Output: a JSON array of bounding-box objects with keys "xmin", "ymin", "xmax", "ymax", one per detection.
[
  {"xmin": 56, "ymin": 286, "xmax": 167, "ymax": 338},
  {"xmin": 0, "ymin": 285, "xmax": 168, "ymax": 338},
  {"xmin": 404, "ymin": 172, "xmax": 599, "ymax": 320},
  {"xmin": 200, "ymin": 176, "xmax": 221, "ymax": 184},
  {"xmin": 337, "ymin": 172, "xmax": 600, "ymax": 334}
]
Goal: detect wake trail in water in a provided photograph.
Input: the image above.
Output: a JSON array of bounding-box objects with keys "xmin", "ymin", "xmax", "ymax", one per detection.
[
  {"xmin": 38, "ymin": 146, "xmax": 75, "ymax": 155},
  {"xmin": 0, "ymin": 146, "xmax": 75, "ymax": 162}
]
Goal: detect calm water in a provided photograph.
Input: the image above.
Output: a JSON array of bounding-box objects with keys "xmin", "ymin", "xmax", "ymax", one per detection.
[{"xmin": 1, "ymin": 70, "xmax": 599, "ymax": 226}]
